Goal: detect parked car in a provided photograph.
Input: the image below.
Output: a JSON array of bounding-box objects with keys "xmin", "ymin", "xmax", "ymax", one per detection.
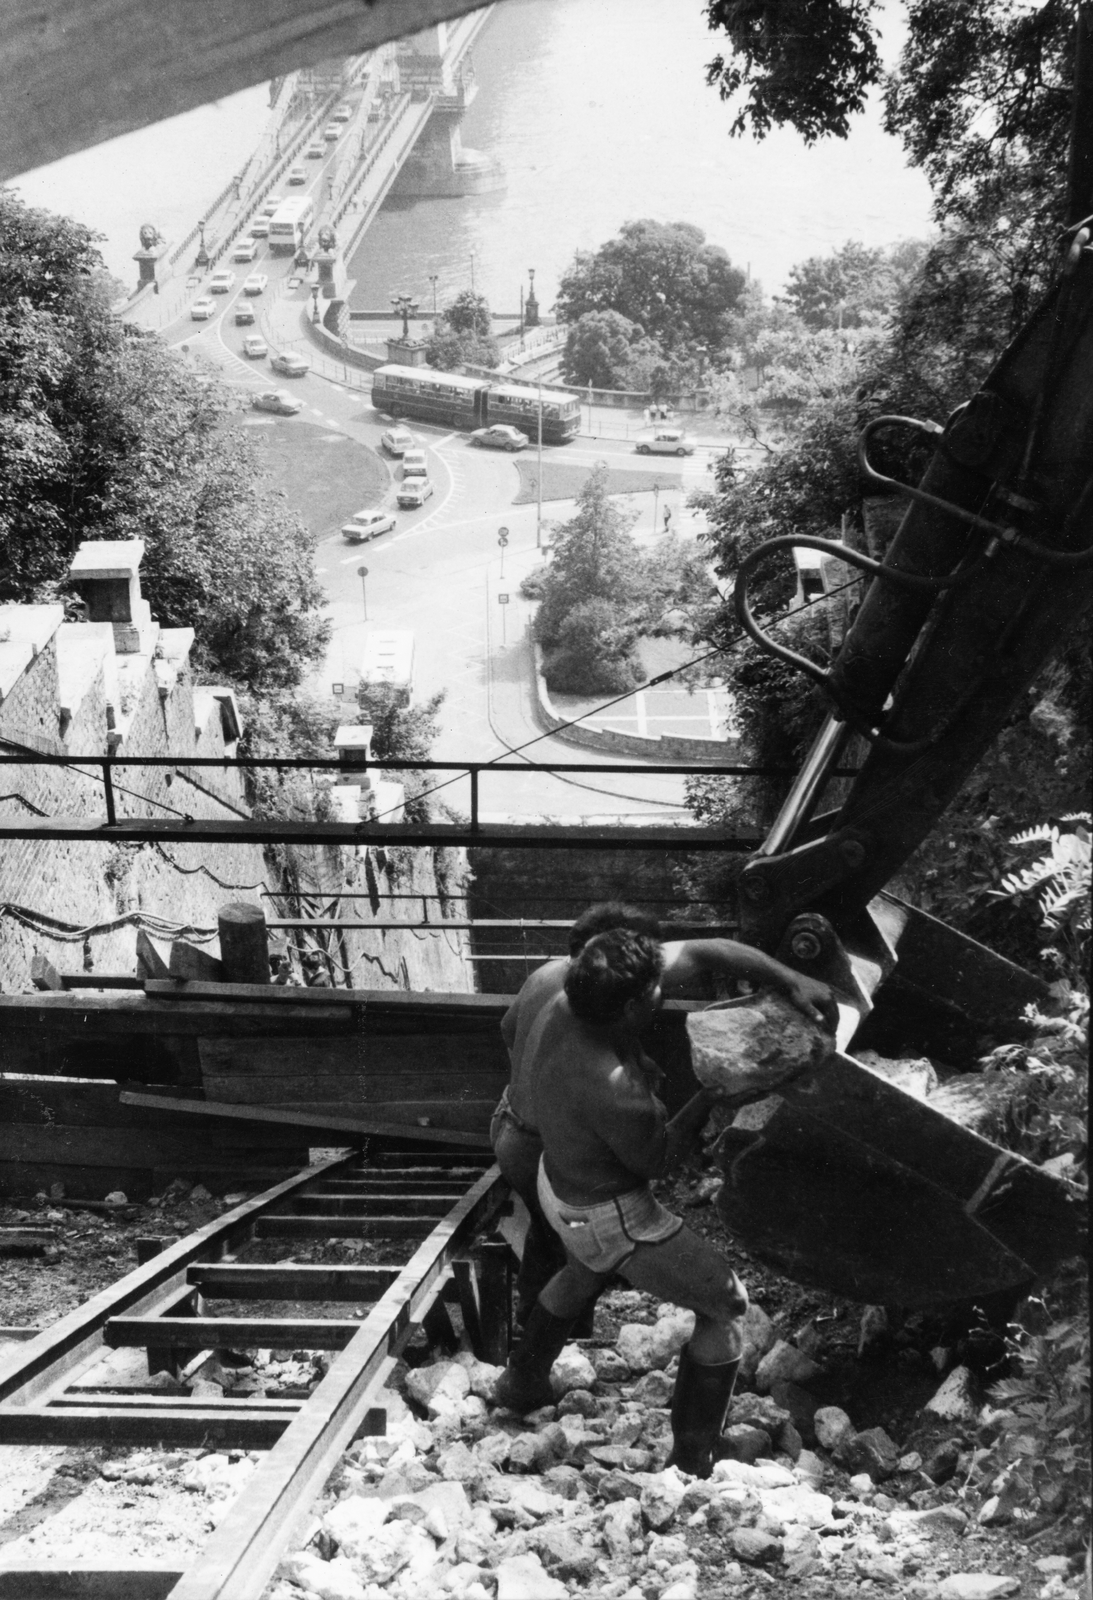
[
  {"xmin": 634, "ymin": 428, "xmax": 696, "ymax": 457},
  {"xmin": 287, "ymin": 165, "xmax": 307, "ymax": 185},
  {"xmin": 234, "ymin": 303, "xmax": 256, "ymax": 325},
  {"xmin": 243, "ymin": 334, "xmax": 269, "ymax": 358},
  {"xmin": 380, "ymin": 427, "xmax": 417, "ymax": 456},
  {"xmin": 323, "ymin": 123, "xmax": 340, "ymax": 141},
  {"xmin": 190, "ymin": 296, "xmax": 216, "ymax": 320},
  {"xmin": 306, "ymin": 141, "xmax": 325, "ymax": 159},
  {"xmin": 249, "ymin": 218, "xmax": 270, "ymax": 238},
  {"xmin": 243, "ymin": 273, "xmax": 268, "ymax": 296},
  {"xmin": 400, "ymin": 449, "xmax": 429, "ymax": 478},
  {"xmin": 209, "ymin": 270, "xmax": 235, "ymax": 294},
  {"xmin": 233, "ymin": 239, "xmax": 258, "ymax": 263},
  {"xmin": 341, "ymin": 508, "xmax": 397, "ymax": 543},
  {"xmin": 253, "ymin": 389, "xmax": 301, "ymax": 415},
  {"xmin": 397, "ymin": 478, "xmax": 435, "ymax": 508},
  {"xmin": 470, "ymin": 424, "xmax": 528, "ymax": 452},
  {"xmin": 271, "ymin": 351, "xmax": 310, "ymax": 377}
]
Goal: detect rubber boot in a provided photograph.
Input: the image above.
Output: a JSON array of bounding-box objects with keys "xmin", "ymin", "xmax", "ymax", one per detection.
[
  {"xmin": 493, "ymin": 1302, "xmax": 577, "ymax": 1413},
  {"xmin": 665, "ymin": 1343, "xmax": 741, "ymax": 1478}
]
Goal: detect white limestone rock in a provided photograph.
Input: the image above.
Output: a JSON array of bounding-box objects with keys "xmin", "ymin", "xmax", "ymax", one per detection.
[
  {"xmin": 936, "ymin": 1577, "xmax": 1021, "ymax": 1600},
  {"xmin": 738, "ymin": 1302, "xmax": 776, "ymax": 1383},
  {"xmin": 616, "ymin": 1308, "xmax": 694, "ymax": 1372},
  {"xmin": 495, "ymin": 1552, "xmax": 569, "ymax": 1599},
  {"xmin": 551, "ymin": 1344, "xmax": 597, "ymax": 1397},
  {"xmin": 814, "ymin": 1405, "xmax": 855, "ymax": 1454},
  {"xmin": 640, "ymin": 1469, "xmax": 685, "ymax": 1530},
  {"xmin": 686, "ymin": 992, "xmax": 832, "ymax": 1098},
  {"xmin": 281, "ymin": 1552, "xmax": 367, "ymax": 1600},
  {"xmin": 924, "ymin": 1365, "xmax": 980, "ymax": 1425},
  {"xmin": 754, "ymin": 1339, "xmax": 821, "ymax": 1392}
]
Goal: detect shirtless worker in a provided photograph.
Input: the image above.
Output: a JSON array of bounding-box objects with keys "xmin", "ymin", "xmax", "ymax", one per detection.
[
  {"xmin": 491, "ymin": 902, "xmax": 834, "ymax": 1327},
  {"xmin": 493, "ymin": 927, "xmax": 834, "ymax": 1479}
]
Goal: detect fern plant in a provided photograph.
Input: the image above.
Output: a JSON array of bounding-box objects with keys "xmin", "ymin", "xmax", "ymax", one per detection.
[{"xmin": 992, "ymin": 813, "xmax": 1091, "ymax": 978}]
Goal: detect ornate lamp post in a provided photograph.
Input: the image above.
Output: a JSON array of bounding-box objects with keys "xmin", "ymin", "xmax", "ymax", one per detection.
[
  {"xmin": 196, "ymin": 220, "xmax": 209, "ymax": 269},
  {"xmin": 390, "ymin": 293, "xmax": 418, "ymax": 338},
  {"xmin": 526, "ymin": 267, "xmax": 539, "ymax": 329}
]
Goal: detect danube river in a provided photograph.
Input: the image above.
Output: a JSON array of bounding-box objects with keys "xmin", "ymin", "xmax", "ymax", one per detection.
[{"xmin": 15, "ymin": 0, "xmax": 931, "ymax": 305}]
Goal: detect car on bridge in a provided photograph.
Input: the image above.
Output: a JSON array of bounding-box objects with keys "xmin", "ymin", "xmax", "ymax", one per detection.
[
  {"xmin": 397, "ymin": 477, "xmax": 434, "ymax": 509},
  {"xmin": 249, "ymin": 218, "xmax": 270, "ymax": 238},
  {"xmin": 332, "ymin": 104, "xmax": 352, "ymax": 123},
  {"xmin": 243, "ymin": 335, "xmax": 268, "ymax": 358},
  {"xmin": 470, "ymin": 424, "xmax": 528, "ymax": 452},
  {"xmin": 233, "ymin": 239, "xmax": 258, "ymax": 263},
  {"xmin": 271, "ymin": 351, "xmax": 310, "ymax": 377},
  {"xmin": 287, "ymin": 165, "xmax": 307, "ymax": 185},
  {"xmin": 243, "ymin": 273, "xmax": 268, "ymax": 296},
  {"xmin": 341, "ymin": 508, "xmax": 397, "ymax": 543},
  {"xmin": 261, "ymin": 195, "xmax": 282, "ymax": 216},
  {"xmin": 190, "ymin": 296, "xmax": 217, "ymax": 320},
  {"xmin": 380, "ymin": 427, "xmax": 417, "ymax": 456},
  {"xmin": 209, "ymin": 270, "xmax": 235, "ymax": 294},
  {"xmin": 323, "ymin": 123, "xmax": 340, "ymax": 141},
  {"xmin": 253, "ymin": 389, "xmax": 301, "ymax": 416},
  {"xmin": 234, "ymin": 304, "xmax": 256, "ymax": 326},
  {"xmin": 634, "ymin": 428, "xmax": 696, "ymax": 456},
  {"xmin": 306, "ymin": 141, "xmax": 325, "ymax": 159}
]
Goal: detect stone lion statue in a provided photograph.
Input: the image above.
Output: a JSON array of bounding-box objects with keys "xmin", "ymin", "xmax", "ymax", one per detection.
[
  {"xmin": 139, "ymin": 223, "xmax": 163, "ymax": 251},
  {"xmin": 317, "ymin": 224, "xmax": 338, "ymax": 253}
]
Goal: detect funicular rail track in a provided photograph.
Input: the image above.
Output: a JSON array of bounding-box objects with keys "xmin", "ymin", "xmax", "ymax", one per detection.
[{"xmin": 0, "ymin": 1147, "xmax": 511, "ymax": 1600}]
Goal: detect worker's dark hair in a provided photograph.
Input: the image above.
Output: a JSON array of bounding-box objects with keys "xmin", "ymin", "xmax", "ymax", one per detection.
[
  {"xmin": 568, "ymin": 901, "xmax": 662, "ymax": 958},
  {"xmin": 565, "ymin": 929, "xmax": 665, "ymax": 1024}
]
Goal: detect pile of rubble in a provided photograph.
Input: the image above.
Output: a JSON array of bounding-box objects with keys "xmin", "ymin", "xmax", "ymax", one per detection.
[{"xmin": 267, "ymin": 1291, "xmax": 1078, "ymax": 1600}]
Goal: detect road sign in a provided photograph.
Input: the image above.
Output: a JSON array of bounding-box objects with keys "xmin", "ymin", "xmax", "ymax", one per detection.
[
  {"xmin": 357, "ymin": 566, "xmax": 369, "ymax": 578},
  {"xmin": 332, "ymin": 683, "xmax": 344, "ymax": 697},
  {"xmin": 497, "ymin": 527, "xmax": 509, "ymax": 547},
  {"xmin": 498, "ymin": 594, "xmax": 510, "ymax": 605}
]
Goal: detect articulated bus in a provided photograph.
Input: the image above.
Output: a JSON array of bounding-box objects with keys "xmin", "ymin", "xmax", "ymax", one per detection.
[
  {"xmin": 358, "ymin": 630, "xmax": 415, "ymax": 714},
  {"xmin": 371, "ymin": 365, "xmax": 580, "ymax": 445},
  {"xmin": 268, "ymin": 195, "xmax": 315, "ymax": 255}
]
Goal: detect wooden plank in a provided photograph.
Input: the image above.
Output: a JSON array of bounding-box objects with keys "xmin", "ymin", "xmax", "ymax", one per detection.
[
  {"xmin": 0, "ymin": 1404, "xmax": 290, "ymax": 1447},
  {"xmin": 169, "ymin": 1166, "xmax": 507, "ymax": 1600},
  {"xmin": 0, "ymin": 1125, "xmax": 309, "ymax": 1171},
  {"xmin": 0, "ymin": 994, "xmax": 352, "ymax": 1038},
  {"xmin": 52, "ymin": 1394, "xmax": 302, "ymax": 1413},
  {"xmin": 0, "ymin": 1229, "xmax": 56, "ymax": 1257},
  {"xmin": 254, "ymin": 1216, "xmax": 437, "ymax": 1240},
  {"xmin": 105, "ymin": 1317, "xmax": 361, "ymax": 1350},
  {"xmin": 290, "ymin": 1195, "xmax": 454, "ymax": 1217},
  {"xmin": 119, "ymin": 1092, "xmax": 493, "ymax": 1150},
  {"xmin": 143, "ymin": 981, "xmax": 513, "ymax": 1016},
  {"xmin": 0, "ymin": 1562, "xmax": 182, "ymax": 1599},
  {"xmin": 0, "ymin": 1155, "xmax": 355, "ymax": 1406},
  {"xmin": 187, "ymin": 1264, "xmax": 400, "ymax": 1299}
]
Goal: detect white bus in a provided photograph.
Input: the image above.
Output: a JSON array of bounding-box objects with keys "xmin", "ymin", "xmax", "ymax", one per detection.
[
  {"xmin": 358, "ymin": 630, "xmax": 415, "ymax": 712},
  {"xmin": 268, "ymin": 194, "xmax": 314, "ymax": 255}
]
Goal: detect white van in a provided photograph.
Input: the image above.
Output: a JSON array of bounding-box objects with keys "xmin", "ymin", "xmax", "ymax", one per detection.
[{"xmin": 359, "ymin": 630, "xmax": 415, "ymax": 712}]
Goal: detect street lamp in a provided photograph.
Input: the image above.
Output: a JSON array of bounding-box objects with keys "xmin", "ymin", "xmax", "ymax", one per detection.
[
  {"xmin": 535, "ymin": 378, "xmax": 544, "ymax": 549},
  {"xmin": 390, "ymin": 293, "xmax": 418, "ymax": 339},
  {"xmin": 428, "ymin": 274, "xmax": 438, "ymax": 314},
  {"xmin": 526, "ymin": 267, "xmax": 539, "ymax": 329},
  {"xmin": 196, "ymin": 220, "xmax": 209, "ymax": 269}
]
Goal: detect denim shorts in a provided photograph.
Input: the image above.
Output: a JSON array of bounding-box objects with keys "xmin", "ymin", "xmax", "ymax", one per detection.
[{"xmin": 537, "ymin": 1158, "xmax": 683, "ymax": 1273}]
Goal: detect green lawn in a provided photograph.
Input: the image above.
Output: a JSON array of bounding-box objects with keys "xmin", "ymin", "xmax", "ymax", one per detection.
[
  {"xmin": 245, "ymin": 417, "xmax": 391, "ymax": 538},
  {"xmin": 513, "ymin": 459, "xmax": 682, "ymax": 505}
]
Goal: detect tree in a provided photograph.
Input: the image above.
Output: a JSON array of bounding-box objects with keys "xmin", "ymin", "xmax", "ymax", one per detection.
[
  {"xmin": 560, "ymin": 310, "xmax": 642, "ymax": 388},
  {"xmin": 0, "ymin": 191, "xmax": 329, "ymax": 697},
  {"xmin": 555, "ymin": 220, "xmax": 747, "ymax": 352},
  {"xmin": 704, "ymin": 0, "xmax": 885, "ymax": 142},
  {"xmin": 425, "ymin": 289, "xmax": 499, "ymax": 371},
  {"xmin": 782, "ymin": 239, "xmax": 927, "ymax": 329}
]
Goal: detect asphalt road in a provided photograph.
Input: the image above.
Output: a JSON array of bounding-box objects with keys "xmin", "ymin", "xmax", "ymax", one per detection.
[{"xmin": 152, "ymin": 185, "xmax": 730, "ymax": 823}]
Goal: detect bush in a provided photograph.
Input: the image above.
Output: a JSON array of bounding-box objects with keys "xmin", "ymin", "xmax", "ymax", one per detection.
[{"xmin": 541, "ymin": 598, "xmax": 643, "ymax": 696}]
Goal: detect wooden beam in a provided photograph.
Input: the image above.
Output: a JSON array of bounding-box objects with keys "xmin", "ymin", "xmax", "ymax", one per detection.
[
  {"xmin": 119, "ymin": 1092, "xmax": 494, "ymax": 1150},
  {"xmin": 187, "ymin": 1264, "xmax": 400, "ymax": 1300},
  {"xmin": 0, "ymin": 1563, "xmax": 183, "ymax": 1600},
  {"xmin": 0, "ymin": 1403, "xmax": 290, "ymax": 1447},
  {"xmin": 1, "ymin": 0, "xmax": 489, "ymax": 181},
  {"xmin": 254, "ymin": 1215, "xmax": 437, "ymax": 1240},
  {"xmin": 105, "ymin": 1317, "xmax": 362, "ymax": 1350},
  {"xmin": 289, "ymin": 1194, "xmax": 455, "ymax": 1217}
]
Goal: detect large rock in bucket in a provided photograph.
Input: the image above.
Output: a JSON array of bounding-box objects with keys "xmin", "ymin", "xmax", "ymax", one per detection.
[{"xmin": 687, "ymin": 991, "xmax": 832, "ymax": 1099}]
